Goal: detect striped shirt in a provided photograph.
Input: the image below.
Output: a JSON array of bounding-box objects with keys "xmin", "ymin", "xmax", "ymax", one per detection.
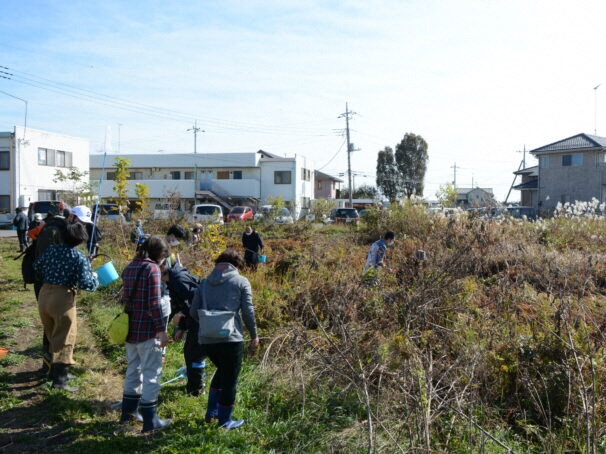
[
  {"xmin": 122, "ymin": 257, "xmax": 166, "ymax": 343},
  {"xmin": 33, "ymin": 244, "xmax": 98, "ymax": 291}
]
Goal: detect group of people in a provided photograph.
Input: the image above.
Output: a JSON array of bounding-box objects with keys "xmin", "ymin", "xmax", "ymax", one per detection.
[
  {"xmin": 29, "ymin": 204, "xmax": 393, "ymax": 434},
  {"xmin": 118, "ymin": 229, "xmax": 259, "ymax": 432}
]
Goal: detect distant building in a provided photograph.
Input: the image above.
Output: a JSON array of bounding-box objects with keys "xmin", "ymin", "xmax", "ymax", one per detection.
[
  {"xmin": 512, "ymin": 165, "xmax": 538, "ymax": 207},
  {"xmin": 0, "ymin": 126, "xmax": 90, "ymax": 212},
  {"xmin": 455, "ymin": 187, "xmax": 495, "ymax": 208},
  {"xmin": 314, "ymin": 170, "xmax": 343, "ymax": 199},
  {"xmin": 529, "ymin": 133, "xmax": 606, "ymax": 215},
  {"xmin": 89, "ymin": 149, "xmax": 315, "ymax": 219}
]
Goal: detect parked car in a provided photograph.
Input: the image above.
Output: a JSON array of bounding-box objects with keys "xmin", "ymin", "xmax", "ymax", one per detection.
[
  {"xmin": 189, "ymin": 204, "xmax": 224, "ymax": 224},
  {"xmin": 329, "ymin": 208, "xmax": 360, "ymax": 224},
  {"xmin": 27, "ymin": 200, "xmax": 69, "ymax": 222},
  {"xmin": 274, "ymin": 207, "xmax": 294, "ymax": 224},
  {"xmin": 226, "ymin": 206, "xmax": 254, "ymax": 222},
  {"xmin": 152, "ymin": 202, "xmax": 184, "ymax": 220},
  {"xmin": 0, "ymin": 211, "xmax": 15, "ymax": 229},
  {"xmin": 92, "ymin": 203, "xmax": 125, "ymax": 222}
]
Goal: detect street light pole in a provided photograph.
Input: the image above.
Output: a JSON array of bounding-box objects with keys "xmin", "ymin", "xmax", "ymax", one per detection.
[{"xmin": 0, "ymin": 90, "xmax": 28, "ymax": 208}]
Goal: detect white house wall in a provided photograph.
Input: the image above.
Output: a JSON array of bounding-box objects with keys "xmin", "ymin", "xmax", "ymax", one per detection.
[{"xmin": 4, "ymin": 126, "xmax": 89, "ymax": 209}]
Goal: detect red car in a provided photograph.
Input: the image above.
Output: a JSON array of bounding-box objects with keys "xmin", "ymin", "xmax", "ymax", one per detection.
[{"xmin": 226, "ymin": 206, "xmax": 254, "ymax": 222}]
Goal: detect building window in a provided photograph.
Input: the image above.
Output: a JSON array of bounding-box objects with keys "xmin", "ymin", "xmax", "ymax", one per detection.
[
  {"xmin": 300, "ymin": 196, "xmax": 310, "ymax": 208},
  {"xmin": 539, "ymin": 156, "xmax": 549, "ymax": 168},
  {"xmin": 184, "ymin": 171, "xmax": 194, "ymax": 179},
  {"xmin": 56, "ymin": 150, "xmax": 65, "ymax": 167},
  {"xmin": 0, "ymin": 195, "xmax": 9, "ymax": 211},
  {"xmin": 232, "ymin": 170, "xmax": 242, "ymax": 179},
  {"xmin": 274, "ymin": 170, "xmax": 292, "ymax": 184},
  {"xmin": 316, "ymin": 181, "xmax": 322, "ymax": 190},
  {"xmin": 301, "ymin": 168, "xmax": 311, "ymax": 181},
  {"xmin": 562, "ymin": 154, "xmax": 582, "ymax": 166},
  {"xmin": 170, "ymin": 171, "xmax": 181, "ymax": 180},
  {"xmin": 128, "ymin": 172, "xmax": 143, "ymax": 180},
  {"xmin": 0, "ymin": 150, "xmax": 9, "ymax": 170},
  {"xmin": 38, "ymin": 190, "xmax": 56, "ymax": 200},
  {"xmin": 107, "ymin": 172, "xmax": 116, "ymax": 180},
  {"xmin": 217, "ymin": 171, "xmax": 229, "ymax": 180}
]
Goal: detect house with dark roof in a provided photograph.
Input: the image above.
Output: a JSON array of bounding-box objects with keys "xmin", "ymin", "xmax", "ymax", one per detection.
[
  {"xmin": 529, "ymin": 133, "xmax": 606, "ymax": 214},
  {"xmin": 512, "ymin": 165, "xmax": 538, "ymax": 207},
  {"xmin": 455, "ymin": 187, "xmax": 495, "ymax": 208}
]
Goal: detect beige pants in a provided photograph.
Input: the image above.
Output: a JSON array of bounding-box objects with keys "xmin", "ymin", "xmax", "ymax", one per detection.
[{"xmin": 38, "ymin": 284, "xmax": 77, "ymax": 365}]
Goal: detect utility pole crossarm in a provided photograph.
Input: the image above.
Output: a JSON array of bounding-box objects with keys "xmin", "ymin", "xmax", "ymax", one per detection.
[{"xmin": 338, "ymin": 103, "xmax": 357, "ymax": 207}]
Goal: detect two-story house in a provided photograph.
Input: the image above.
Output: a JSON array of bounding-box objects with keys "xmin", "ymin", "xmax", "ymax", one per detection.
[
  {"xmin": 455, "ymin": 187, "xmax": 495, "ymax": 208},
  {"xmin": 0, "ymin": 126, "xmax": 90, "ymax": 214},
  {"xmin": 89, "ymin": 149, "xmax": 315, "ymax": 219},
  {"xmin": 529, "ymin": 133, "xmax": 606, "ymax": 214}
]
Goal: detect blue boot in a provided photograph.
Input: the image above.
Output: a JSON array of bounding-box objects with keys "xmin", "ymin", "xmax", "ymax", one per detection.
[
  {"xmin": 119, "ymin": 394, "xmax": 143, "ymax": 423},
  {"xmin": 205, "ymin": 388, "xmax": 221, "ymax": 423},
  {"xmin": 140, "ymin": 401, "xmax": 171, "ymax": 433},
  {"xmin": 218, "ymin": 404, "xmax": 244, "ymax": 429}
]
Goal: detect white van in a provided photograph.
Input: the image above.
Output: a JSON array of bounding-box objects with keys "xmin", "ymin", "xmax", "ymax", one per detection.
[{"xmin": 189, "ymin": 204, "xmax": 224, "ymax": 224}]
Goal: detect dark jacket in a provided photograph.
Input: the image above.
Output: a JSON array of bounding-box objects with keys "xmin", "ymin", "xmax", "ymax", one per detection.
[
  {"xmin": 13, "ymin": 211, "xmax": 29, "ymax": 230},
  {"xmin": 166, "ymin": 263, "xmax": 200, "ymax": 322},
  {"xmin": 242, "ymin": 230, "xmax": 264, "ymax": 253}
]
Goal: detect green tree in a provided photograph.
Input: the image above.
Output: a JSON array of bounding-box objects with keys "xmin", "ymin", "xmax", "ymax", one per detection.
[
  {"xmin": 112, "ymin": 157, "xmax": 131, "ymax": 214},
  {"xmin": 53, "ymin": 167, "xmax": 97, "ymax": 206},
  {"xmin": 376, "ymin": 146, "xmax": 399, "ymax": 203},
  {"xmin": 395, "ymin": 133, "xmax": 428, "ymax": 198},
  {"xmin": 435, "ymin": 183, "xmax": 457, "ymax": 208}
]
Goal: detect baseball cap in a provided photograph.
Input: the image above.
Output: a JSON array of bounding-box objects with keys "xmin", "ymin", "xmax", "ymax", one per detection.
[{"xmin": 71, "ymin": 205, "xmax": 93, "ymax": 223}]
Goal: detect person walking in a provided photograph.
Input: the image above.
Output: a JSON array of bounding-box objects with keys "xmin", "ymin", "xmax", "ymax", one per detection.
[
  {"xmin": 119, "ymin": 236, "xmax": 171, "ymax": 433},
  {"xmin": 190, "ymin": 248, "xmax": 259, "ymax": 429},
  {"xmin": 33, "ymin": 222, "xmax": 99, "ymax": 392},
  {"xmin": 13, "ymin": 207, "xmax": 29, "ymax": 252},
  {"xmin": 242, "ymin": 226, "xmax": 264, "ymax": 270}
]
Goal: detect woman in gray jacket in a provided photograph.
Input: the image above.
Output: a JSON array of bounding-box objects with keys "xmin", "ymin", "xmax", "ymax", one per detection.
[{"xmin": 190, "ymin": 248, "xmax": 259, "ymax": 429}]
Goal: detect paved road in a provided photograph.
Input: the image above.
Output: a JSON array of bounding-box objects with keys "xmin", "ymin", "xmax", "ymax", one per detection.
[{"xmin": 0, "ymin": 229, "xmax": 17, "ymax": 239}]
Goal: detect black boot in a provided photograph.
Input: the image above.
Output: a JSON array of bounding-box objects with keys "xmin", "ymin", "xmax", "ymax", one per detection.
[
  {"xmin": 140, "ymin": 401, "xmax": 171, "ymax": 433},
  {"xmin": 40, "ymin": 352, "xmax": 52, "ymax": 377},
  {"xmin": 120, "ymin": 394, "xmax": 143, "ymax": 423},
  {"xmin": 51, "ymin": 363, "xmax": 79, "ymax": 393}
]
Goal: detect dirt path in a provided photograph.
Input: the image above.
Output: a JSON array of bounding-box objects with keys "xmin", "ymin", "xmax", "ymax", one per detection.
[{"xmin": 0, "ymin": 256, "xmax": 126, "ymax": 453}]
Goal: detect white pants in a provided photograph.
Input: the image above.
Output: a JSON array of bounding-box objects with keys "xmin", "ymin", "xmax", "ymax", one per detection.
[{"xmin": 124, "ymin": 337, "xmax": 164, "ymax": 403}]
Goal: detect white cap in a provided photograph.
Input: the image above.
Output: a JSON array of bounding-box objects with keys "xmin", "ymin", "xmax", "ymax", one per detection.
[{"xmin": 71, "ymin": 205, "xmax": 92, "ymax": 223}]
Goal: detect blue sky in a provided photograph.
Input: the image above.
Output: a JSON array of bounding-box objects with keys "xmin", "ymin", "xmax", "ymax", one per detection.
[{"xmin": 2, "ymin": 0, "xmax": 606, "ymax": 201}]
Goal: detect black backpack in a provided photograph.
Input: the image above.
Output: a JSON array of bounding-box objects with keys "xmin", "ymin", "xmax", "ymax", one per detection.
[{"xmin": 20, "ymin": 240, "xmax": 38, "ymax": 287}]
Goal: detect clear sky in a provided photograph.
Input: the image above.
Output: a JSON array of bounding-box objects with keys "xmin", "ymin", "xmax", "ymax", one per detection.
[{"xmin": 2, "ymin": 0, "xmax": 606, "ymax": 201}]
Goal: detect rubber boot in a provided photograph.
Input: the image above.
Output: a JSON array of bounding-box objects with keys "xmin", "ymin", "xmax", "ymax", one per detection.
[
  {"xmin": 205, "ymin": 388, "xmax": 221, "ymax": 423},
  {"xmin": 120, "ymin": 394, "xmax": 144, "ymax": 423},
  {"xmin": 41, "ymin": 352, "xmax": 52, "ymax": 377},
  {"xmin": 140, "ymin": 401, "xmax": 171, "ymax": 433},
  {"xmin": 51, "ymin": 363, "xmax": 79, "ymax": 393},
  {"xmin": 218, "ymin": 404, "xmax": 244, "ymax": 429},
  {"xmin": 186, "ymin": 362, "xmax": 206, "ymax": 397}
]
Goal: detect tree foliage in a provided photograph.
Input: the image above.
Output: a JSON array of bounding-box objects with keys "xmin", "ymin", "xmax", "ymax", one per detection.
[
  {"xmin": 435, "ymin": 183, "xmax": 457, "ymax": 208},
  {"xmin": 134, "ymin": 183, "xmax": 151, "ymax": 218},
  {"xmin": 112, "ymin": 157, "xmax": 131, "ymax": 213},
  {"xmin": 376, "ymin": 147, "xmax": 399, "ymax": 203},
  {"xmin": 53, "ymin": 167, "xmax": 96, "ymax": 206},
  {"xmin": 395, "ymin": 133, "xmax": 428, "ymax": 198}
]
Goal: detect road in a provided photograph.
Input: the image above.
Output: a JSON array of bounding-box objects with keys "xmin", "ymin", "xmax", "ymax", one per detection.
[{"xmin": 0, "ymin": 229, "xmax": 17, "ymax": 239}]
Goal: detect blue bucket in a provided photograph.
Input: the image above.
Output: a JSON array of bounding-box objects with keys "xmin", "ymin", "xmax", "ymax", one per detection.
[
  {"xmin": 258, "ymin": 254, "xmax": 267, "ymax": 263},
  {"xmin": 95, "ymin": 260, "xmax": 119, "ymax": 286}
]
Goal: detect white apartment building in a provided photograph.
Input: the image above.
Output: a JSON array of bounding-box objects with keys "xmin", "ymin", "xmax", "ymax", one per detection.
[
  {"xmin": 0, "ymin": 126, "xmax": 90, "ymax": 217},
  {"xmin": 89, "ymin": 149, "xmax": 315, "ymax": 219}
]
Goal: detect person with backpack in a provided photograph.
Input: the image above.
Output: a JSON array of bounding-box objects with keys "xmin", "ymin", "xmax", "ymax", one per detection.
[
  {"xmin": 34, "ymin": 223, "xmax": 99, "ymax": 392},
  {"xmin": 13, "ymin": 207, "xmax": 29, "ymax": 252},
  {"xmin": 164, "ymin": 261, "xmax": 206, "ymax": 396}
]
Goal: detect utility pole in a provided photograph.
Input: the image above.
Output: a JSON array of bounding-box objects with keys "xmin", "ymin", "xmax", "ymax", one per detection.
[
  {"xmin": 339, "ymin": 103, "xmax": 357, "ymax": 207},
  {"xmin": 187, "ymin": 121, "xmax": 204, "ymax": 207},
  {"xmin": 451, "ymin": 162, "xmax": 458, "ymax": 187},
  {"xmin": 187, "ymin": 120, "xmax": 204, "ymax": 154}
]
